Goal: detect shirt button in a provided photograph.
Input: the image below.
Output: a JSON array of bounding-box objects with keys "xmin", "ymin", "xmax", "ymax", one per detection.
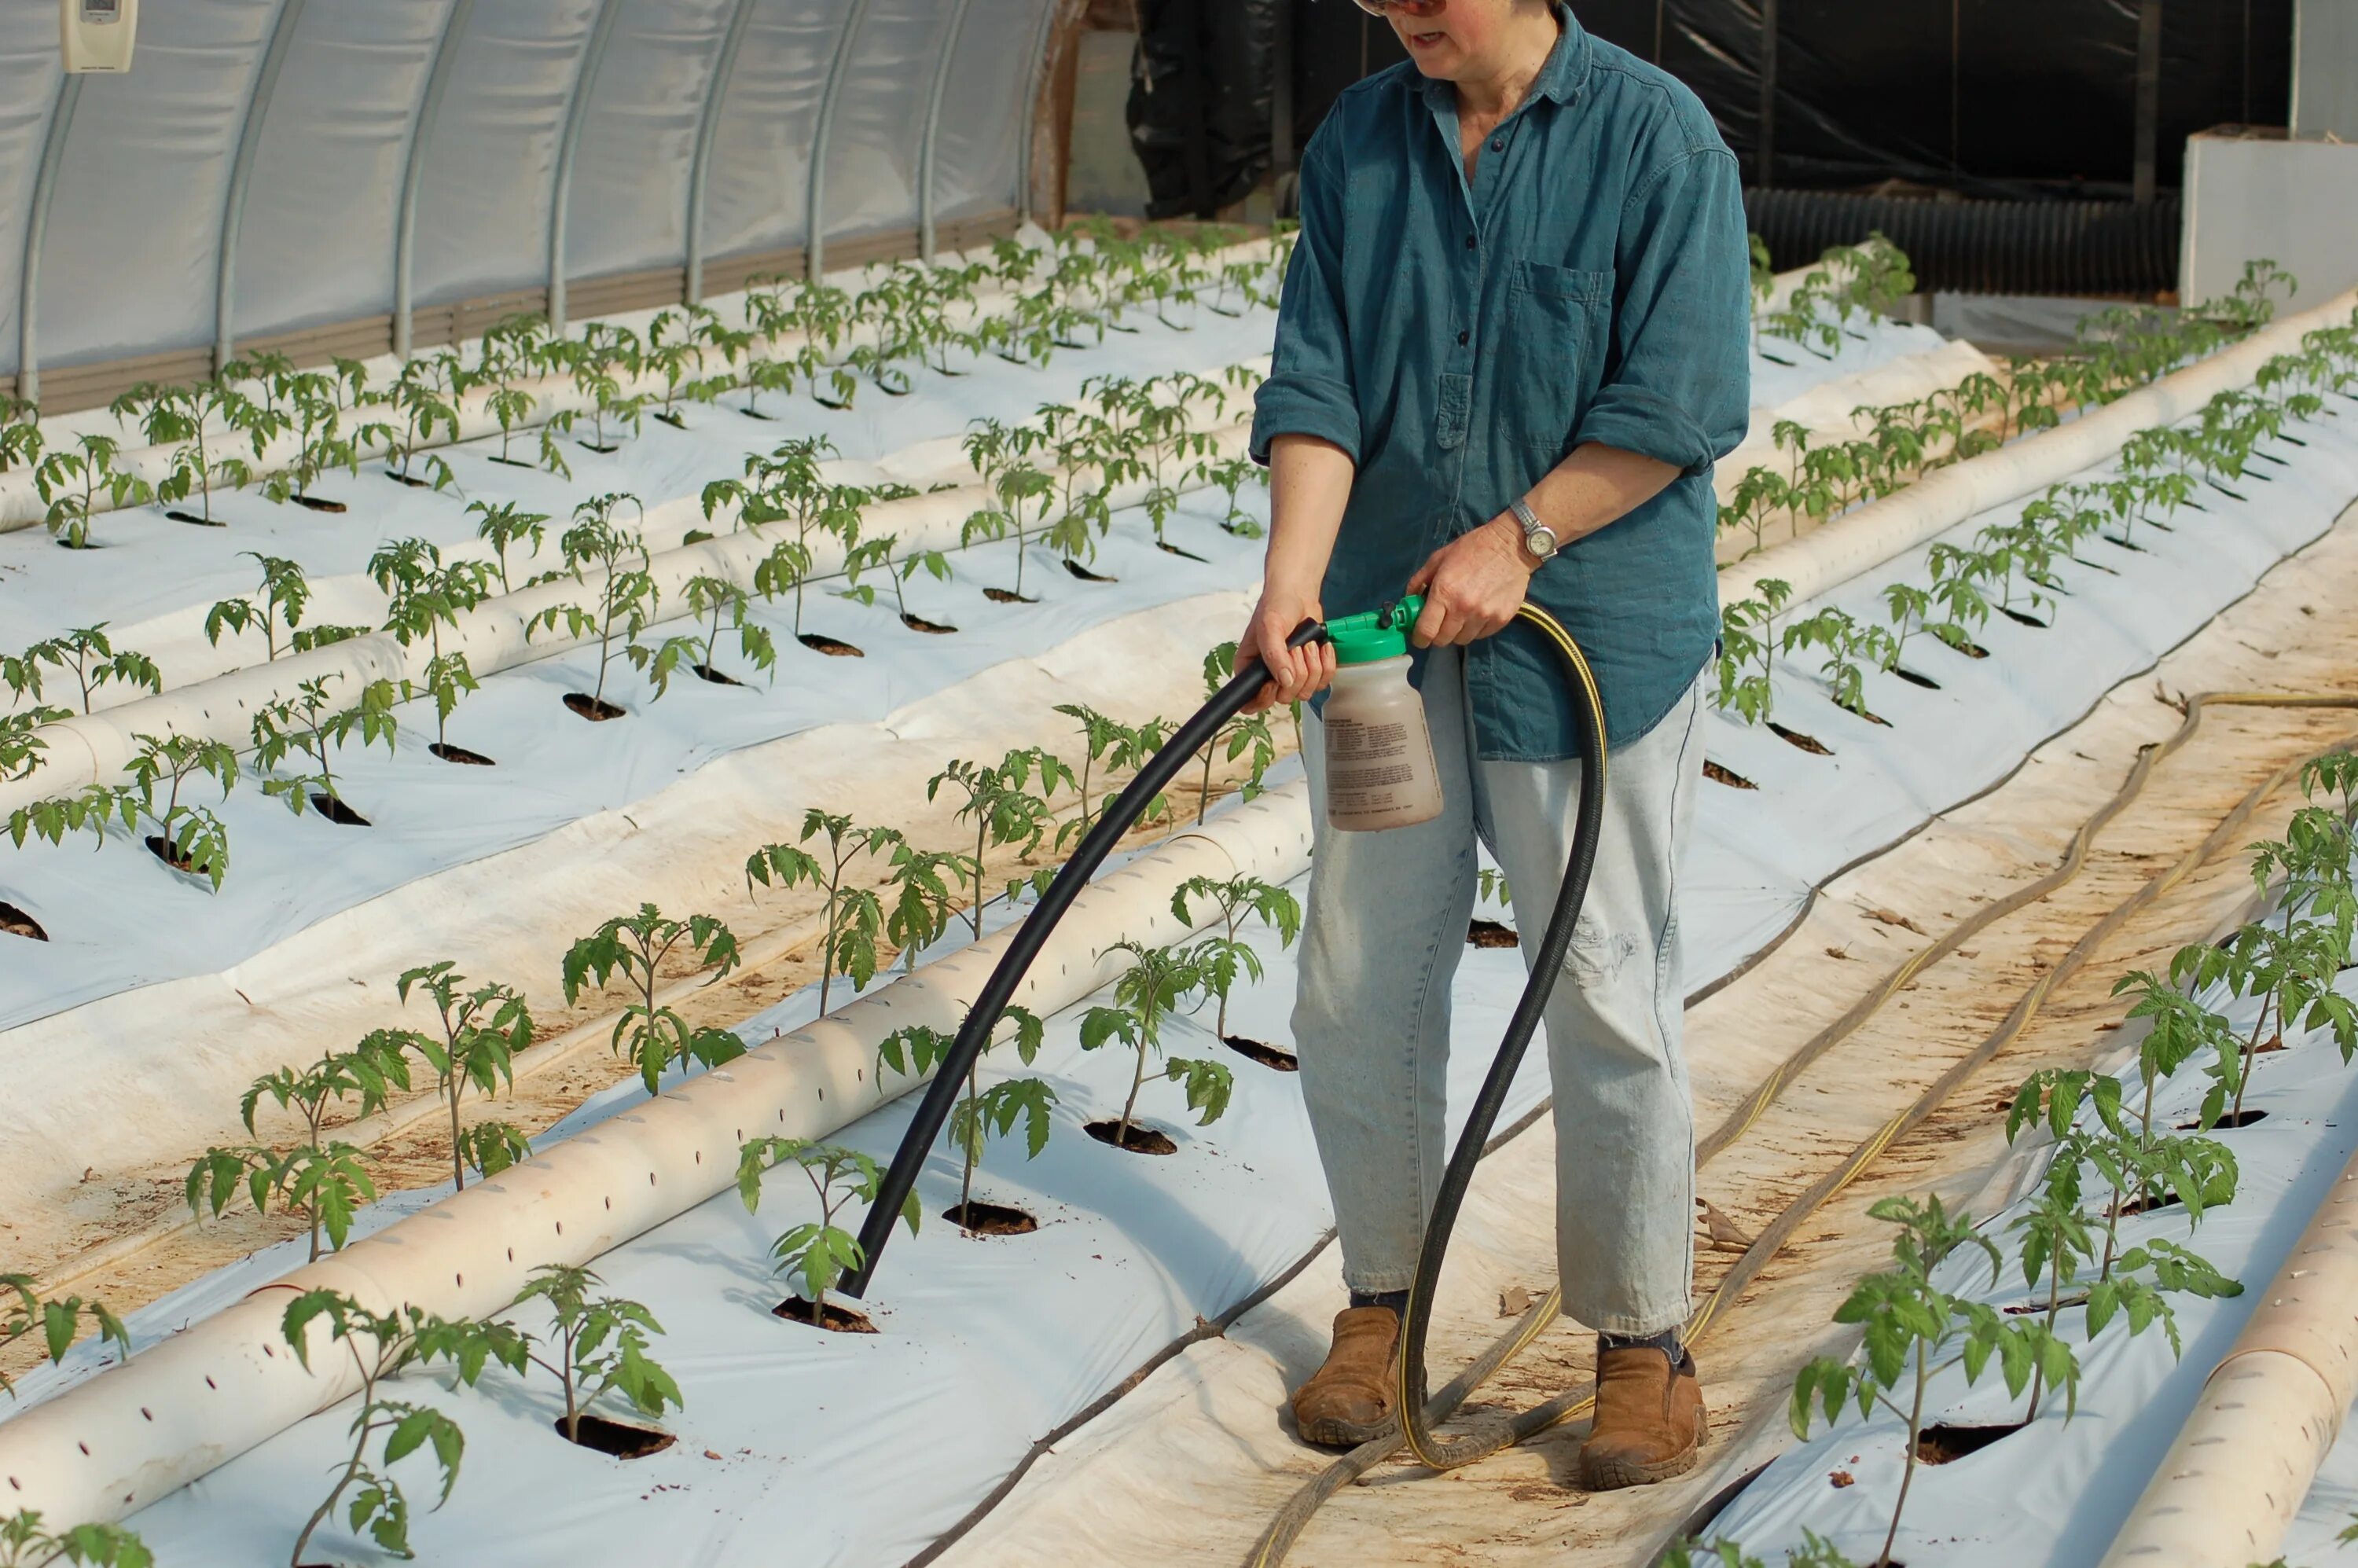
[
  {"xmin": 1456, "ymin": 329, "xmax": 1470, "ymax": 345},
  {"xmin": 1464, "ymin": 234, "xmax": 1477, "ymax": 251},
  {"xmin": 1490, "ymin": 138, "xmax": 1505, "ymax": 152}
]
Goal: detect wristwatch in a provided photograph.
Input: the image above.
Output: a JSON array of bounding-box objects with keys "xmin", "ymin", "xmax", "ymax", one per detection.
[{"xmin": 1510, "ymin": 496, "xmax": 1558, "ymax": 566}]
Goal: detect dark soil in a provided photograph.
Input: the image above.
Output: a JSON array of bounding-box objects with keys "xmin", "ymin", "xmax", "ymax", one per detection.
[
  {"xmin": 2118, "ymin": 1186, "xmax": 2186, "ymax": 1217},
  {"xmin": 53, "ymin": 536, "xmax": 99, "ymax": 549},
  {"xmin": 1848, "ymin": 707, "xmax": 1892, "ymax": 727},
  {"xmin": 145, "ymin": 835, "xmax": 203, "ymax": 876},
  {"xmin": 738, "ymin": 406, "xmax": 777, "ymax": 421},
  {"xmin": 1913, "ymin": 1423, "xmax": 2026, "ymax": 1464},
  {"xmin": 1467, "ymin": 918, "xmax": 1519, "ymax": 949},
  {"xmin": 982, "ymin": 588, "xmax": 1036, "ymax": 605},
  {"xmin": 1892, "ymin": 666, "xmax": 1941, "ymax": 689},
  {"xmin": 1703, "ymin": 761, "xmax": 1757, "ymax": 790},
  {"xmin": 555, "ymin": 1414, "xmax": 675, "ymax": 1459},
  {"xmin": 2104, "ymin": 535, "xmax": 2147, "ymax": 553},
  {"xmin": 1768, "ymin": 722, "xmax": 1832, "ymax": 756},
  {"xmin": 1943, "ymin": 638, "xmax": 1992, "ymax": 659},
  {"xmin": 1996, "ymin": 606, "xmax": 2052, "ymax": 629},
  {"xmin": 901, "ymin": 612, "xmax": 958, "ymax": 635},
  {"xmin": 578, "ymin": 440, "xmax": 621, "ymax": 454},
  {"xmin": 2257, "ymin": 1032, "xmax": 2290, "ymax": 1050},
  {"xmin": 290, "ymin": 494, "xmax": 347, "ymax": 513},
  {"xmin": 692, "ymin": 663, "xmax": 744, "ymax": 686},
  {"xmin": 308, "ymin": 792, "xmax": 370, "ymax": 827},
  {"xmin": 565, "ymin": 692, "xmax": 627, "ymax": 722},
  {"xmin": 1063, "ymin": 558, "xmax": 1117, "ymax": 582},
  {"xmin": 384, "ymin": 469, "xmax": 433, "ymax": 490},
  {"xmin": 1156, "ymin": 542, "xmax": 1210, "ymax": 563},
  {"xmin": 2003, "ymin": 1291, "xmax": 2089, "ymax": 1316},
  {"xmin": 945, "ymin": 1200, "xmax": 1040, "ymax": 1236},
  {"xmin": 430, "ymin": 742, "xmax": 496, "ymax": 766},
  {"xmin": 652, "ymin": 411, "xmax": 688, "ymax": 430},
  {"xmin": 165, "ymin": 509, "xmax": 224, "ymax": 528},
  {"xmin": 799, "ymin": 633, "xmax": 864, "ymax": 658},
  {"xmin": 487, "ymin": 454, "xmax": 537, "ymax": 468},
  {"xmin": 0, "ymin": 901, "xmax": 46, "ymax": 941},
  {"xmin": 773, "ymin": 1297, "xmax": 876, "ymax": 1333},
  {"xmin": 1223, "ymin": 1035, "xmax": 1299, "ymax": 1072},
  {"xmin": 1085, "ymin": 1119, "xmax": 1178, "ymax": 1155},
  {"xmin": 2178, "ymin": 1107, "xmax": 2270, "ymax": 1130}
]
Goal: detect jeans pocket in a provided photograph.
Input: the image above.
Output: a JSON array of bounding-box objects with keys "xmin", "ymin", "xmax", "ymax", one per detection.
[{"xmin": 1504, "ymin": 261, "xmax": 1612, "ymax": 456}]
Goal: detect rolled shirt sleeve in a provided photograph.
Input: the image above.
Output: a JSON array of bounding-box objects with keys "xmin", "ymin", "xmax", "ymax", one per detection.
[
  {"xmin": 1570, "ymin": 144, "xmax": 1752, "ymax": 476},
  {"xmin": 1251, "ymin": 128, "xmax": 1362, "ymax": 467}
]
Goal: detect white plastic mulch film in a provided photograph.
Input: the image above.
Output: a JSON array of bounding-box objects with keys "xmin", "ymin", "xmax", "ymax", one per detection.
[
  {"xmin": 0, "ymin": 0, "xmax": 1049, "ymax": 380},
  {"xmin": 18, "ymin": 281, "xmax": 2358, "ymax": 1568}
]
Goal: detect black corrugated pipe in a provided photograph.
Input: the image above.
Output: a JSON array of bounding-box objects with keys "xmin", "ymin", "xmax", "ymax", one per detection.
[{"xmin": 1746, "ymin": 189, "xmax": 2184, "ymax": 297}]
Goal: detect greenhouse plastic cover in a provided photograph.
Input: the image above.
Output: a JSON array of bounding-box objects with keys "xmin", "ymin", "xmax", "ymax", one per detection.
[
  {"xmin": 0, "ymin": 0, "xmax": 1052, "ymax": 376},
  {"xmin": 9, "ymin": 328, "xmax": 2356, "ymax": 1562}
]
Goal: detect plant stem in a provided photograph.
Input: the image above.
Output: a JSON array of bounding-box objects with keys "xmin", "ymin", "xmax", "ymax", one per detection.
[
  {"xmin": 1882, "ymin": 1355, "xmax": 1929, "ymax": 1568},
  {"xmin": 290, "ymin": 1350, "xmax": 376, "ymax": 1568},
  {"xmin": 1116, "ymin": 1033, "xmax": 1151, "ymax": 1150}
]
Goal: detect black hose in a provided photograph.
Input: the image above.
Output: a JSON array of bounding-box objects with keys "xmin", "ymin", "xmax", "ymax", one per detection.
[
  {"xmin": 1746, "ymin": 188, "xmax": 2183, "ymax": 298},
  {"xmin": 839, "ymin": 616, "xmax": 1329, "ymax": 1299},
  {"xmin": 1395, "ymin": 604, "xmax": 1609, "ymax": 1469}
]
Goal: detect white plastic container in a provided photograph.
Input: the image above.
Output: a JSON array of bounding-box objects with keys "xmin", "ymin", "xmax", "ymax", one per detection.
[{"xmin": 1322, "ymin": 600, "xmax": 1444, "ymax": 832}]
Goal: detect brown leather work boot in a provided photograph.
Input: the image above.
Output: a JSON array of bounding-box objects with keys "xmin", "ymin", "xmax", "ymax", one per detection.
[
  {"xmin": 1580, "ymin": 1340, "xmax": 1706, "ymax": 1489},
  {"xmin": 1289, "ymin": 1306, "xmax": 1402, "ymax": 1448}
]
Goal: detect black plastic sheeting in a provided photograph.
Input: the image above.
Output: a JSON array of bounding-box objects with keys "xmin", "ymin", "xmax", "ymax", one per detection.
[
  {"xmin": 1746, "ymin": 188, "xmax": 2184, "ymax": 296},
  {"xmin": 1127, "ymin": 0, "xmax": 1282, "ymax": 220},
  {"xmin": 1548, "ymin": 1, "xmax": 2290, "ymax": 198}
]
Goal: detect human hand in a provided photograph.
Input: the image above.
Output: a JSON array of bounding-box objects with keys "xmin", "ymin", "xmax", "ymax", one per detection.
[
  {"xmin": 1407, "ymin": 512, "xmax": 1538, "ymax": 647},
  {"xmin": 1237, "ymin": 584, "xmax": 1334, "ymax": 714}
]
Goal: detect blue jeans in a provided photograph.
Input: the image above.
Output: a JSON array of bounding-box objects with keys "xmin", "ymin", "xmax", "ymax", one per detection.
[{"xmin": 1295, "ymin": 644, "xmax": 1706, "ymax": 1336}]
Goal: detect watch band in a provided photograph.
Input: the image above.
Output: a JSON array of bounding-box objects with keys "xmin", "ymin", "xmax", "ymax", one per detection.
[{"xmin": 1510, "ymin": 496, "xmax": 1558, "ymax": 564}]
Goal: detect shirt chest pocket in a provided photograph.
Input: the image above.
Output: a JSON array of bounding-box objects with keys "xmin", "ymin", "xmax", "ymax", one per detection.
[{"xmin": 1501, "ymin": 261, "xmax": 1613, "ymax": 454}]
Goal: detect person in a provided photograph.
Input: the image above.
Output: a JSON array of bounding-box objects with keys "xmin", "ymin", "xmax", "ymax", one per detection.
[{"xmin": 1237, "ymin": 0, "xmax": 1749, "ymax": 1490}]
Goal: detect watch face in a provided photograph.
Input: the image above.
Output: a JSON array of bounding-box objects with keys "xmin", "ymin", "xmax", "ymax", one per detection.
[{"xmin": 1527, "ymin": 527, "xmax": 1557, "ymax": 559}]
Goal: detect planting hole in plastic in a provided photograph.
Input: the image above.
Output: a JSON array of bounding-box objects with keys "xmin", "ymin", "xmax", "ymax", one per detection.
[
  {"xmin": 798, "ymin": 633, "xmax": 864, "ymax": 659},
  {"xmin": 1467, "ymin": 919, "xmax": 1519, "ymax": 950},
  {"xmin": 944, "ymin": 1201, "xmax": 1039, "ymax": 1236},
  {"xmin": 0, "ymin": 902, "xmax": 46, "ymax": 942},
  {"xmin": 774, "ymin": 1298, "xmax": 876, "ymax": 1334},
  {"xmin": 2178, "ymin": 1107, "xmax": 2271, "ymax": 1130},
  {"xmin": 1768, "ymin": 722, "xmax": 1833, "ymax": 756},
  {"xmin": 1085, "ymin": 1120, "xmax": 1177, "ymax": 1156},
  {"xmin": 1912, "ymin": 1422, "xmax": 2026, "ymax": 1464},
  {"xmin": 1703, "ymin": 761, "xmax": 1758, "ymax": 790},
  {"xmin": 1223, "ymin": 1035, "xmax": 1298, "ymax": 1073},
  {"xmin": 564, "ymin": 693, "xmax": 626, "ymax": 722},
  {"xmin": 556, "ymin": 1415, "xmax": 675, "ymax": 1460},
  {"xmin": 428, "ymin": 742, "xmax": 496, "ymax": 767},
  {"xmin": 308, "ymin": 794, "xmax": 370, "ymax": 828}
]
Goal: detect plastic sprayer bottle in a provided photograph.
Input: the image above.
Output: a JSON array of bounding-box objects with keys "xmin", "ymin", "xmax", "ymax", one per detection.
[{"xmin": 1321, "ymin": 595, "xmax": 1444, "ymax": 832}]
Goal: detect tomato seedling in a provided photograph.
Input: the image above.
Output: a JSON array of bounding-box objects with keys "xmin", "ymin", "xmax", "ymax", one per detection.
[
  {"xmin": 562, "ymin": 905, "xmax": 747, "ymax": 1095},
  {"xmin": 1079, "ymin": 939, "xmax": 1230, "ymax": 1150},
  {"xmin": 279, "ymin": 1290, "xmax": 526, "ymax": 1568},
  {"xmin": 251, "ymin": 674, "xmax": 399, "ymax": 824},
  {"xmin": 0, "ymin": 1511, "xmax": 152, "ymax": 1567},
  {"xmin": 34, "ymin": 433, "xmax": 150, "ymax": 549},
  {"xmin": 1790, "ymin": 1195, "xmax": 2069, "ymax": 1568},
  {"xmin": 501, "ymin": 1265, "xmax": 682, "ymax": 1445},
  {"xmin": 1, "ymin": 1276, "xmax": 128, "ymax": 1399},
  {"xmin": 527, "ymin": 492, "xmax": 658, "ymax": 716},
  {"xmin": 736, "ymin": 1139, "xmax": 919, "ymax": 1327},
  {"xmin": 1172, "ymin": 873, "xmax": 1302, "ymax": 1042},
  {"xmin": 745, "ymin": 810, "xmax": 903, "ymax": 1015},
  {"xmin": 878, "ymin": 1008, "xmax": 1052, "ymax": 1227}
]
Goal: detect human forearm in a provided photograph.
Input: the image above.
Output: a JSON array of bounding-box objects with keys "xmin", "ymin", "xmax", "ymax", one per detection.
[
  {"xmin": 1408, "ymin": 442, "xmax": 1679, "ymax": 648},
  {"xmin": 1237, "ymin": 433, "xmax": 1354, "ymax": 710},
  {"xmin": 1519, "ymin": 442, "xmax": 1680, "ymax": 553},
  {"xmin": 1264, "ymin": 433, "xmax": 1355, "ymax": 593}
]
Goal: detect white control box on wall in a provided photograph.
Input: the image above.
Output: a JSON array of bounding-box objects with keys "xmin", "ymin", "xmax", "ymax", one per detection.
[{"xmin": 61, "ymin": 0, "xmax": 137, "ymax": 74}]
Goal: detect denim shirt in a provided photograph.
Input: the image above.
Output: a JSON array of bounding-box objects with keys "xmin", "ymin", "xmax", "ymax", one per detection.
[{"xmin": 1251, "ymin": 8, "xmax": 1750, "ymax": 759}]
